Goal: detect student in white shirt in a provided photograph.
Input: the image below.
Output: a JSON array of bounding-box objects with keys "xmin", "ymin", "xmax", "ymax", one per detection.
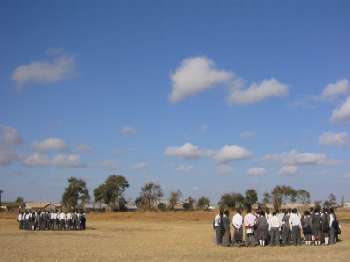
[
  {"xmin": 289, "ymin": 208, "xmax": 302, "ymax": 246},
  {"xmin": 232, "ymin": 209, "xmax": 243, "ymax": 245},
  {"xmin": 269, "ymin": 212, "xmax": 281, "ymax": 246},
  {"xmin": 244, "ymin": 207, "xmax": 256, "ymax": 246},
  {"xmin": 213, "ymin": 209, "xmax": 224, "ymax": 245}
]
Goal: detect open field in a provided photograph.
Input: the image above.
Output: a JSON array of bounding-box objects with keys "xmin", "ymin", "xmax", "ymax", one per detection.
[{"xmin": 0, "ymin": 211, "xmax": 349, "ymax": 262}]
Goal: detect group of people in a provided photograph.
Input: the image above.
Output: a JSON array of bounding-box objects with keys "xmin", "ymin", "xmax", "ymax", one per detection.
[
  {"xmin": 17, "ymin": 210, "xmax": 87, "ymax": 231},
  {"xmin": 213, "ymin": 207, "xmax": 341, "ymax": 247}
]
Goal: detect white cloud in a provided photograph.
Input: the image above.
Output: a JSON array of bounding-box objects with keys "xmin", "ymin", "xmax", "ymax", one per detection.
[
  {"xmin": 229, "ymin": 78, "xmax": 288, "ymax": 105},
  {"xmin": 213, "ymin": 145, "xmax": 251, "ymax": 163},
  {"xmin": 169, "ymin": 57, "xmax": 233, "ymax": 102},
  {"xmin": 75, "ymin": 144, "xmax": 92, "ymax": 153},
  {"xmin": 22, "ymin": 153, "xmax": 50, "ymax": 166},
  {"xmin": 51, "ymin": 154, "xmax": 85, "ymax": 168},
  {"xmin": 0, "ymin": 125, "xmax": 22, "ymax": 145},
  {"xmin": 165, "ymin": 143, "xmax": 203, "ymax": 159},
  {"xmin": 331, "ymin": 96, "xmax": 350, "ymax": 122},
  {"xmin": 322, "ymin": 79, "xmax": 349, "ymax": 98},
  {"xmin": 33, "ymin": 138, "xmax": 68, "ymax": 152},
  {"xmin": 12, "ymin": 51, "xmax": 76, "ymax": 88},
  {"xmin": 319, "ymin": 132, "xmax": 349, "ymax": 146},
  {"xmin": 279, "ymin": 165, "xmax": 298, "ymax": 176},
  {"xmin": 120, "ymin": 126, "xmax": 136, "ymax": 136},
  {"xmin": 175, "ymin": 165, "xmax": 193, "ymax": 172},
  {"xmin": 217, "ymin": 164, "xmax": 234, "ymax": 176},
  {"xmin": 264, "ymin": 150, "xmax": 336, "ymax": 166},
  {"xmin": 131, "ymin": 161, "xmax": 147, "ymax": 170},
  {"xmin": 0, "ymin": 148, "xmax": 19, "ymax": 166},
  {"xmin": 247, "ymin": 167, "xmax": 266, "ymax": 176},
  {"xmin": 240, "ymin": 131, "xmax": 256, "ymax": 139}
]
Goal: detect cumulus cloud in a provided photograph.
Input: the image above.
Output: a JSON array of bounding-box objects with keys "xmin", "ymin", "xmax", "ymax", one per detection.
[
  {"xmin": 131, "ymin": 161, "xmax": 147, "ymax": 170},
  {"xmin": 175, "ymin": 165, "xmax": 193, "ymax": 172},
  {"xmin": 33, "ymin": 138, "xmax": 68, "ymax": 152},
  {"xmin": 12, "ymin": 51, "xmax": 76, "ymax": 88},
  {"xmin": 165, "ymin": 143, "xmax": 203, "ymax": 159},
  {"xmin": 213, "ymin": 145, "xmax": 251, "ymax": 163},
  {"xmin": 22, "ymin": 153, "xmax": 50, "ymax": 166},
  {"xmin": 169, "ymin": 57, "xmax": 233, "ymax": 102},
  {"xmin": 240, "ymin": 131, "xmax": 256, "ymax": 139},
  {"xmin": 319, "ymin": 132, "xmax": 349, "ymax": 147},
  {"xmin": 279, "ymin": 165, "xmax": 298, "ymax": 176},
  {"xmin": 51, "ymin": 154, "xmax": 85, "ymax": 168},
  {"xmin": 322, "ymin": 79, "xmax": 349, "ymax": 98},
  {"xmin": 120, "ymin": 126, "xmax": 136, "ymax": 136},
  {"xmin": 331, "ymin": 96, "xmax": 350, "ymax": 122},
  {"xmin": 247, "ymin": 167, "xmax": 266, "ymax": 176},
  {"xmin": 0, "ymin": 125, "xmax": 22, "ymax": 145},
  {"xmin": 229, "ymin": 79, "xmax": 288, "ymax": 105},
  {"xmin": 0, "ymin": 148, "xmax": 19, "ymax": 166},
  {"xmin": 264, "ymin": 150, "xmax": 336, "ymax": 166}
]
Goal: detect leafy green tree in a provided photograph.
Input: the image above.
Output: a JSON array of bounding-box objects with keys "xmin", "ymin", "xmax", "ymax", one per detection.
[
  {"xmin": 62, "ymin": 177, "xmax": 90, "ymax": 211},
  {"xmin": 244, "ymin": 189, "xmax": 258, "ymax": 208},
  {"xmin": 15, "ymin": 197, "xmax": 24, "ymax": 204},
  {"xmin": 262, "ymin": 192, "xmax": 271, "ymax": 205},
  {"xmin": 197, "ymin": 196, "xmax": 210, "ymax": 210},
  {"xmin": 296, "ymin": 189, "xmax": 311, "ymax": 204},
  {"xmin": 93, "ymin": 184, "xmax": 105, "ymax": 209},
  {"xmin": 183, "ymin": 196, "xmax": 196, "ymax": 210}
]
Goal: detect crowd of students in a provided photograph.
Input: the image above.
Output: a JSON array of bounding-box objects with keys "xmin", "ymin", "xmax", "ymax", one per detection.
[
  {"xmin": 17, "ymin": 210, "xmax": 87, "ymax": 231},
  {"xmin": 213, "ymin": 207, "xmax": 341, "ymax": 247}
]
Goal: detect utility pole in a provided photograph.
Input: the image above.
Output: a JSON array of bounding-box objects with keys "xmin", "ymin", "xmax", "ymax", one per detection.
[{"xmin": 0, "ymin": 190, "xmax": 3, "ymax": 206}]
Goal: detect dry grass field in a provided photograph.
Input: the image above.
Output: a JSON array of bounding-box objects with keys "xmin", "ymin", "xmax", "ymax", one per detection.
[{"xmin": 0, "ymin": 210, "xmax": 349, "ymax": 262}]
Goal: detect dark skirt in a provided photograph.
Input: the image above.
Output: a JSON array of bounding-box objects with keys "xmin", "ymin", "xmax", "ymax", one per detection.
[
  {"xmin": 303, "ymin": 226, "xmax": 312, "ymax": 235},
  {"xmin": 222, "ymin": 230, "xmax": 231, "ymax": 246},
  {"xmin": 256, "ymin": 227, "xmax": 268, "ymax": 240}
]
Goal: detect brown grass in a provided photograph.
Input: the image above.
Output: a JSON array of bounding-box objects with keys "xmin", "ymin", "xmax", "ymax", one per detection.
[{"xmin": 0, "ymin": 211, "xmax": 349, "ymax": 262}]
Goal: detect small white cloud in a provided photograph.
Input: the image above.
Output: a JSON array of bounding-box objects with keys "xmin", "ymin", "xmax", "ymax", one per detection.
[
  {"xmin": 33, "ymin": 138, "xmax": 68, "ymax": 152},
  {"xmin": 12, "ymin": 51, "xmax": 76, "ymax": 88},
  {"xmin": 279, "ymin": 165, "xmax": 298, "ymax": 176},
  {"xmin": 322, "ymin": 79, "xmax": 349, "ymax": 98},
  {"xmin": 217, "ymin": 164, "xmax": 234, "ymax": 176},
  {"xmin": 331, "ymin": 96, "xmax": 350, "ymax": 122},
  {"xmin": 169, "ymin": 57, "xmax": 233, "ymax": 102},
  {"xmin": 22, "ymin": 153, "xmax": 50, "ymax": 166},
  {"xmin": 165, "ymin": 143, "xmax": 203, "ymax": 159},
  {"xmin": 120, "ymin": 126, "xmax": 136, "ymax": 136},
  {"xmin": 213, "ymin": 145, "xmax": 251, "ymax": 163},
  {"xmin": 319, "ymin": 132, "xmax": 349, "ymax": 147},
  {"xmin": 0, "ymin": 125, "xmax": 22, "ymax": 145},
  {"xmin": 175, "ymin": 165, "xmax": 193, "ymax": 172},
  {"xmin": 240, "ymin": 131, "xmax": 256, "ymax": 139},
  {"xmin": 247, "ymin": 167, "xmax": 266, "ymax": 176},
  {"xmin": 75, "ymin": 144, "xmax": 92, "ymax": 153},
  {"xmin": 51, "ymin": 154, "xmax": 85, "ymax": 168},
  {"xmin": 131, "ymin": 161, "xmax": 147, "ymax": 171},
  {"xmin": 264, "ymin": 150, "xmax": 336, "ymax": 166},
  {"xmin": 229, "ymin": 78, "xmax": 288, "ymax": 105}
]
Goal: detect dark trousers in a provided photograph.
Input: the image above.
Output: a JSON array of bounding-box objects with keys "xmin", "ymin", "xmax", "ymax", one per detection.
[
  {"xmin": 329, "ymin": 227, "xmax": 336, "ymax": 244},
  {"xmin": 291, "ymin": 226, "xmax": 301, "ymax": 245},
  {"xmin": 281, "ymin": 226, "xmax": 290, "ymax": 245},
  {"xmin": 215, "ymin": 226, "xmax": 223, "ymax": 245},
  {"xmin": 270, "ymin": 227, "xmax": 280, "ymax": 246}
]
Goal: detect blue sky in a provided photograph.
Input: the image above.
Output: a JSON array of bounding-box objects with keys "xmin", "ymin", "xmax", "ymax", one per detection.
[{"xmin": 1, "ymin": 1, "xmax": 350, "ymax": 203}]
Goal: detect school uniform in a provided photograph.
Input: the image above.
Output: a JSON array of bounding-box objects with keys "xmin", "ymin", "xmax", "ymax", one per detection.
[
  {"xmin": 256, "ymin": 215, "xmax": 268, "ymax": 243},
  {"xmin": 302, "ymin": 215, "xmax": 313, "ymax": 242},
  {"xmin": 269, "ymin": 216, "xmax": 281, "ymax": 246},
  {"xmin": 289, "ymin": 213, "xmax": 302, "ymax": 245},
  {"xmin": 232, "ymin": 213, "xmax": 243, "ymax": 244},
  {"xmin": 244, "ymin": 213, "xmax": 256, "ymax": 246},
  {"xmin": 329, "ymin": 213, "xmax": 336, "ymax": 244},
  {"xmin": 213, "ymin": 214, "xmax": 224, "ymax": 245},
  {"xmin": 222, "ymin": 215, "xmax": 231, "ymax": 246},
  {"xmin": 17, "ymin": 213, "xmax": 23, "ymax": 230},
  {"xmin": 281, "ymin": 213, "xmax": 290, "ymax": 245},
  {"xmin": 312, "ymin": 212, "xmax": 322, "ymax": 242}
]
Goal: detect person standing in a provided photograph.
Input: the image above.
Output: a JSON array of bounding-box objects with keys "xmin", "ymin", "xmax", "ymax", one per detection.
[
  {"xmin": 232, "ymin": 209, "xmax": 243, "ymax": 245},
  {"xmin": 244, "ymin": 207, "xmax": 256, "ymax": 246},
  {"xmin": 213, "ymin": 209, "xmax": 224, "ymax": 245},
  {"xmin": 269, "ymin": 212, "xmax": 281, "ymax": 246},
  {"xmin": 302, "ymin": 211, "xmax": 312, "ymax": 245},
  {"xmin": 289, "ymin": 209, "xmax": 302, "ymax": 246},
  {"xmin": 321, "ymin": 208, "xmax": 330, "ymax": 245},
  {"xmin": 312, "ymin": 208, "xmax": 322, "ymax": 246},
  {"xmin": 222, "ymin": 210, "xmax": 231, "ymax": 246},
  {"xmin": 17, "ymin": 211, "xmax": 23, "ymax": 230},
  {"xmin": 329, "ymin": 208, "xmax": 337, "ymax": 244},
  {"xmin": 281, "ymin": 210, "xmax": 290, "ymax": 246},
  {"xmin": 256, "ymin": 211, "xmax": 268, "ymax": 247}
]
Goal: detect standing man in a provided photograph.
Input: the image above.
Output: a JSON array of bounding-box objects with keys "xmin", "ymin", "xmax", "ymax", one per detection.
[
  {"xmin": 244, "ymin": 207, "xmax": 256, "ymax": 246},
  {"xmin": 269, "ymin": 212, "xmax": 281, "ymax": 246},
  {"xmin": 289, "ymin": 209, "xmax": 302, "ymax": 246},
  {"xmin": 213, "ymin": 208, "xmax": 224, "ymax": 245},
  {"xmin": 281, "ymin": 209, "xmax": 290, "ymax": 246},
  {"xmin": 232, "ymin": 209, "xmax": 243, "ymax": 246}
]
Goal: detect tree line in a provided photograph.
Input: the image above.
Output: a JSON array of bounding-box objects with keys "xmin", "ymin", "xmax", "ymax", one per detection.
[{"xmin": 58, "ymin": 175, "xmax": 340, "ymax": 211}]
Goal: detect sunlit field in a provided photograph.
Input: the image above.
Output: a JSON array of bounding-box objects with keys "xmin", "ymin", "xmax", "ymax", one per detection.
[{"xmin": 0, "ymin": 210, "xmax": 349, "ymax": 262}]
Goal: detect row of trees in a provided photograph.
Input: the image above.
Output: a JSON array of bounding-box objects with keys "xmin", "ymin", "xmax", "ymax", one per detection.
[{"xmin": 60, "ymin": 176, "xmax": 341, "ymax": 212}]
